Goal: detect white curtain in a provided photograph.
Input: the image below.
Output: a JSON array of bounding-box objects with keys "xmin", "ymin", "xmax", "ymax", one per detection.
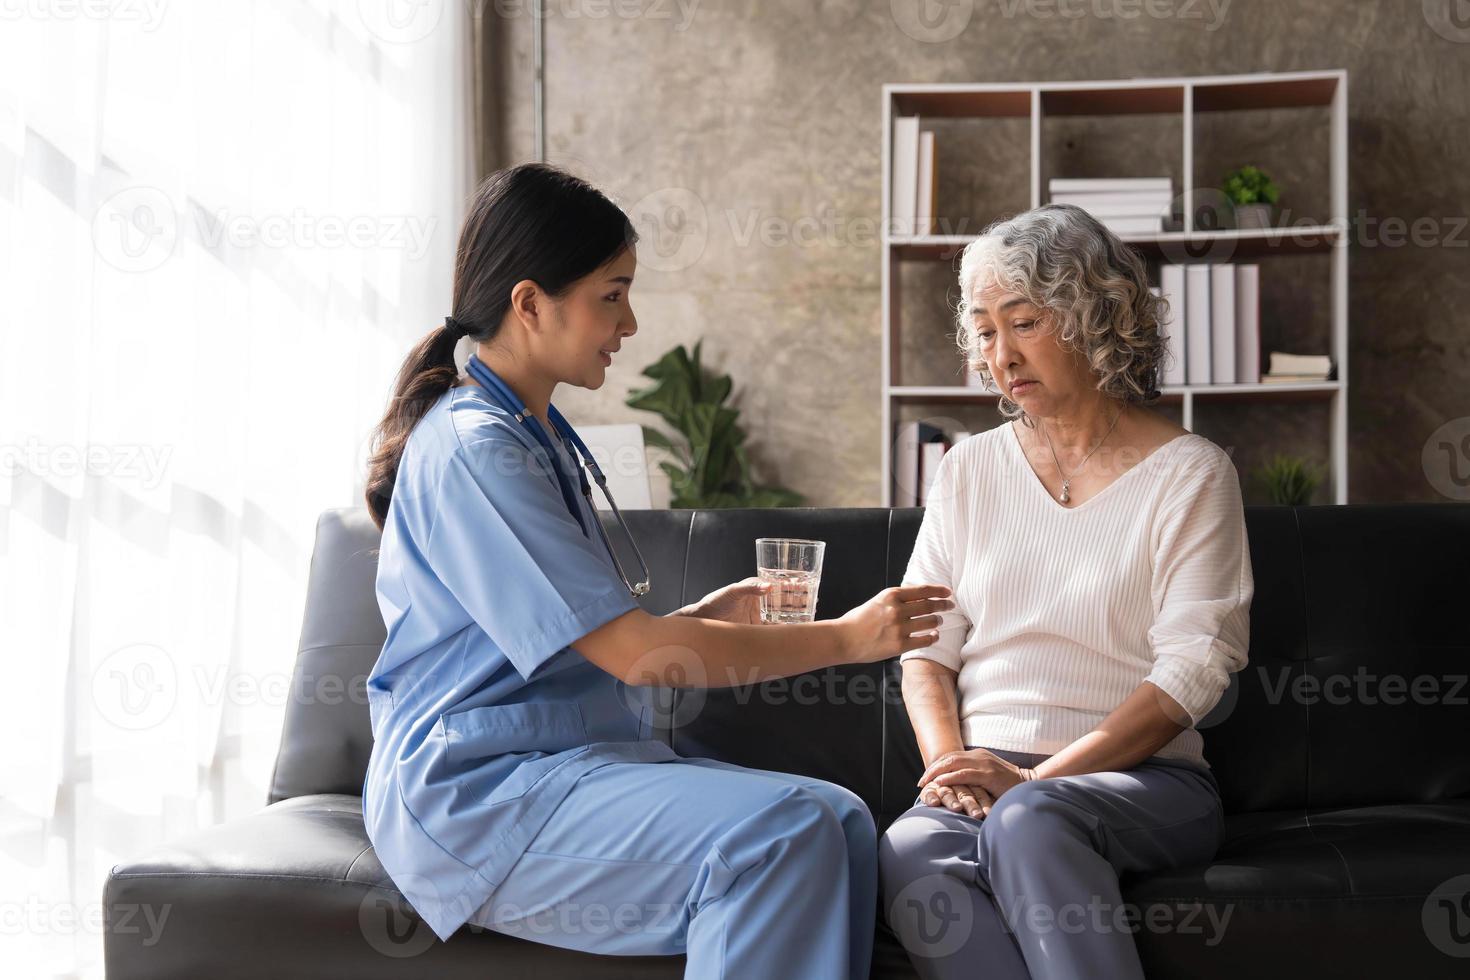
[{"xmin": 0, "ymin": 3, "xmax": 472, "ymax": 975}]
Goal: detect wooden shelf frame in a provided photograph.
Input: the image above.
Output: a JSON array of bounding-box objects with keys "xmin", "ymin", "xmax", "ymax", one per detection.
[{"xmin": 880, "ymin": 69, "xmax": 1349, "ymax": 505}]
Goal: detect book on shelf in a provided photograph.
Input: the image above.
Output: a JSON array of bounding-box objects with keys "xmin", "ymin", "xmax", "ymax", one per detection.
[
  {"xmin": 917, "ymin": 130, "xmax": 936, "ymax": 236},
  {"xmin": 1096, "ymin": 216, "xmax": 1168, "ymax": 234},
  {"xmin": 891, "ymin": 118, "xmax": 938, "ymax": 237},
  {"xmin": 1047, "ymin": 199, "xmax": 1170, "ymax": 218},
  {"xmin": 1159, "ymin": 264, "xmax": 1187, "ymax": 386},
  {"xmin": 1267, "ymin": 352, "xmax": 1332, "ymax": 376},
  {"xmin": 1262, "ymin": 352, "xmax": 1332, "ymax": 382},
  {"xmin": 1235, "ymin": 265, "xmax": 1261, "ymax": 384},
  {"xmin": 1185, "ymin": 264, "xmax": 1212, "ymax": 384},
  {"xmin": 892, "ymin": 116, "xmax": 919, "ymax": 237},
  {"xmin": 1210, "ymin": 264, "xmax": 1236, "ymax": 383},
  {"xmin": 1049, "ymin": 177, "xmax": 1172, "ymax": 194}
]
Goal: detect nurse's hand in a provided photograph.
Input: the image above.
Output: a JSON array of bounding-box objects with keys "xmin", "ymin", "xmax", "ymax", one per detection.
[
  {"xmin": 674, "ymin": 577, "xmax": 772, "ymax": 625},
  {"xmin": 836, "ymin": 585, "xmax": 953, "ymax": 663}
]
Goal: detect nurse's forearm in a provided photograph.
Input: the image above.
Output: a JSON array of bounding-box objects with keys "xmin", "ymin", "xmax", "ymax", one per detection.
[
  {"xmin": 578, "ymin": 608, "xmax": 855, "ymax": 686},
  {"xmin": 577, "ymin": 586, "xmax": 951, "ymax": 686}
]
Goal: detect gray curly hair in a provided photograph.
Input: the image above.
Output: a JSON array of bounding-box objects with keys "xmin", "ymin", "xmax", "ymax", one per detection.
[{"xmin": 955, "ymin": 204, "xmax": 1166, "ymax": 425}]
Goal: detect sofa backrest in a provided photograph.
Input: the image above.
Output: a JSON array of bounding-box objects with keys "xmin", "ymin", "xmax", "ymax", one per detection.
[{"xmin": 270, "ymin": 504, "xmax": 1470, "ymax": 821}]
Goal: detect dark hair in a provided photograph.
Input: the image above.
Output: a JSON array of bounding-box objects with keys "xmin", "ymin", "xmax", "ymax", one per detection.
[{"xmin": 364, "ymin": 163, "xmax": 638, "ymax": 529}]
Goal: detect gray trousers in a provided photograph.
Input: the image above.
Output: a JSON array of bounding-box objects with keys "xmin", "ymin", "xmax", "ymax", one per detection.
[{"xmin": 878, "ymin": 747, "xmax": 1224, "ymax": 980}]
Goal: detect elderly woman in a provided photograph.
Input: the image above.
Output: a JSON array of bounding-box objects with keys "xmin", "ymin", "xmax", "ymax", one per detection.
[{"xmin": 879, "ymin": 204, "xmax": 1254, "ymax": 980}]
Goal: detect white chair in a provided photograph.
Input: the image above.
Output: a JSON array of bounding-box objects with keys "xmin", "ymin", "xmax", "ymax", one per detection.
[{"xmin": 576, "ymin": 423, "xmax": 653, "ymax": 510}]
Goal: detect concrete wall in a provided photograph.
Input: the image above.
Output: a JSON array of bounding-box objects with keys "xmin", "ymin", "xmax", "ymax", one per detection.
[{"xmin": 490, "ymin": 0, "xmax": 1470, "ymax": 506}]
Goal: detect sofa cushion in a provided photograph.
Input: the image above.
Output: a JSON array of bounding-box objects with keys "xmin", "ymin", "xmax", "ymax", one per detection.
[
  {"xmin": 1123, "ymin": 799, "xmax": 1470, "ymax": 977},
  {"xmin": 1295, "ymin": 504, "xmax": 1470, "ymax": 810},
  {"xmin": 104, "ymin": 794, "xmax": 685, "ymax": 980}
]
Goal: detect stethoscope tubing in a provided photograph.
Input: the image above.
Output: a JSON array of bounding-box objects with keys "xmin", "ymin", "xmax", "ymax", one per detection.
[{"xmin": 463, "ymin": 354, "xmax": 652, "ymax": 597}]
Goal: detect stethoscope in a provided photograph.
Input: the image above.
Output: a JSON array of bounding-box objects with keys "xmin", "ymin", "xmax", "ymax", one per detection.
[{"xmin": 463, "ymin": 353, "xmax": 652, "ymax": 598}]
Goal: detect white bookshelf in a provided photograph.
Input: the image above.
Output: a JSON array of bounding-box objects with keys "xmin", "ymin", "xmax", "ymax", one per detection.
[{"xmin": 880, "ymin": 69, "xmax": 1349, "ymax": 506}]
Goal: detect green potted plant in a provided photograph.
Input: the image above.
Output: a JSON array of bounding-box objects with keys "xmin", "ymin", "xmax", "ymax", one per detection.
[
  {"xmin": 1222, "ymin": 165, "xmax": 1280, "ymax": 230},
  {"xmin": 626, "ymin": 341, "xmax": 804, "ymax": 509},
  {"xmin": 1255, "ymin": 453, "xmax": 1324, "ymax": 505}
]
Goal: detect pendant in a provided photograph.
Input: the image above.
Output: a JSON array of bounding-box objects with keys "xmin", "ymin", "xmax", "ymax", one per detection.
[{"xmin": 1059, "ymin": 481, "xmax": 1071, "ymax": 504}]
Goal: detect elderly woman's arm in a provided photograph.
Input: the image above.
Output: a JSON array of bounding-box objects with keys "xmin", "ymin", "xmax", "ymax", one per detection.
[
  {"xmin": 1028, "ymin": 683, "xmax": 1188, "ymax": 778},
  {"xmin": 905, "ymin": 659, "xmax": 1000, "ymax": 818},
  {"xmin": 902, "ymin": 658, "xmax": 966, "ymax": 765}
]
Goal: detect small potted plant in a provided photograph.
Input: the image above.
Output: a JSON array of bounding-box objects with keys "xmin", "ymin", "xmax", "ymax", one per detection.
[
  {"xmin": 1222, "ymin": 165, "xmax": 1280, "ymax": 230},
  {"xmin": 1255, "ymin": 453, "xmax": 1324, "ymax": 506}
]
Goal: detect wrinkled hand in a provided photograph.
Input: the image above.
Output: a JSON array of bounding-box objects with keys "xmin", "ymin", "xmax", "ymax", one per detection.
[
  {"xmin": 918, "ymin": 748, "xmax": 1037, "ymax": 818},
  {"xmin": 676, "ymin": 577, "xmax": 772, "ymax": 625}
]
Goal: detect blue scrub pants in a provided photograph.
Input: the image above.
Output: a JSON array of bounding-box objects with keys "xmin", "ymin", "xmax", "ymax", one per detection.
[
  {"xmin": 879, "ymin": 747, "xmax": 1223, "ymax": 980},
  {"xmin": 468, "ymin": 756, "xmax": 878, "ymax": 980}
]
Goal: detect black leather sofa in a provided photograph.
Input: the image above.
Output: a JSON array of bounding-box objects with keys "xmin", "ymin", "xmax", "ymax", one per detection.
[{"xmin": 105, "ymin": 504, "xmax": 1470, "ymax": 978}]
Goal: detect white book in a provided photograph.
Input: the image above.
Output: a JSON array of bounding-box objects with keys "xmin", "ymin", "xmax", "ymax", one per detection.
[
  {"xmin": 892, "ymin": 116, "xmax": 920, "ymax": 237},
  {"xmin": 1268, "ymin": 352, "xmax": 1333, "ymax": 375},
  {"xmin": 1159, "ymin": 265, "xmax": 1187, "ymax": 387},
  {"xmin": 1060, "ymin": 200, "xmax": 1173, "ymax": 218},
  {"xmin": 916, "ymin": 130, "xmax": 936, "ymax": 236},
  {"xmin": 1210, "ymin": 264, "xmax": 1236, "ymax": 384},
  {"xmin": 1185, "ymin": 265, "xmax": 1212, "ymax": 384},
  {"xmin": 1050, "ymin": 190, "xmax": 1174, "ymax": 205},
  {"xmin": 919, "ymin": 442, "xmax": 945, "ymax": 505},
  {"xmin": 1049, "ymin": 177, "xmax": 1172, "ymax": 194},
  {"xmin": 1102, "ymin": 217, "xmax": 1166, "ymax": 234},
  {"xmin": 1235, "ymin": 264, "xmax": 1260, "ymax": 383},
  {"xmin": 1261, "ymin": 373, "xmax": 1331, "ymax": 384}
]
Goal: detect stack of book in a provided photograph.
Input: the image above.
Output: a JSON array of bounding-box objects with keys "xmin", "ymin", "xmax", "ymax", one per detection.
[
  {"xmin": 894, "ymin": 422, "xmax": 971, "ymax": 506},
  {"xmin": 891, "ymin": 116, "xmax": 937, "ymax": 236},
  {"xmin": 1048, "ymin": 177, "xmax": 1172, "ymax": 234}
]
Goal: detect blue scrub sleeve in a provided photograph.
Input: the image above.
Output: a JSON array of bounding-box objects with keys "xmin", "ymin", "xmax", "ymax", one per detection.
[{"xmin": 426, "ymin": 439, "xmax": 640, "ymax": 680}]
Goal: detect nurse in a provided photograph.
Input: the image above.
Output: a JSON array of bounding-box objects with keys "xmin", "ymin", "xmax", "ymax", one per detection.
[{"xmin": 360, "ymin": 163, "xmax": 952, "ymax": 979}]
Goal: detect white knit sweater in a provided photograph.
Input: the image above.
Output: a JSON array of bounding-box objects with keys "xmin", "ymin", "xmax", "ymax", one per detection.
[{"xmin": 901, "ymin": 423, "xmax": 1254, "ymax": 769}]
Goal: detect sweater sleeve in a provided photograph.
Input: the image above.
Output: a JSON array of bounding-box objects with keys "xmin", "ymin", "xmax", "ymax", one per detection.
[
  {"xmin": 1142, "ymin": 447, "xmax": 1254, "ymax": 726},
  {"xmin": 899, "ymin": 448, "xmax": 972, "ymax": 673}
]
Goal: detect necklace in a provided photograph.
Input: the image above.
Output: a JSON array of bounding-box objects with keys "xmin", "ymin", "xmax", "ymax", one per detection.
[{"xmin": 1039, "ymin": 405, "xmax": 1125, "ymax": 504}]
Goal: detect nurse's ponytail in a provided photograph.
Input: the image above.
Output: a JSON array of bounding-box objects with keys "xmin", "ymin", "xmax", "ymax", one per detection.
[{"xmin": 364, "ymin": 163, "xmax": 638, "ymax": 530}]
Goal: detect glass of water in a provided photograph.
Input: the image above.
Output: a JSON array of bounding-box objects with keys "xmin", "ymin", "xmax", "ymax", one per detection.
[{"xmin": 756, "ymin": 538, "xmax": 826, "ymax": 624}]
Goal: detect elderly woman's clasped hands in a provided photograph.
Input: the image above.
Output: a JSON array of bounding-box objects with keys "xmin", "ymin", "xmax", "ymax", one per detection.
[{"xmin": 917, "ymin": 749, "xmax": 1040, "ymax": 819}]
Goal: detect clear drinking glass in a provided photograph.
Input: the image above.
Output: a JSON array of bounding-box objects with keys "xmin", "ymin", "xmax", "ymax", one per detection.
[{"xmin": 756, "ymin": 538, "xmax": 826, "ymax": 624}]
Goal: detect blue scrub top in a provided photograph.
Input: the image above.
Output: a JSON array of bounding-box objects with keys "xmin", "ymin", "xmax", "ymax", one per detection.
[{"xmin": 363, "ymin": 383, "xmax": 677, "ymax": 941}]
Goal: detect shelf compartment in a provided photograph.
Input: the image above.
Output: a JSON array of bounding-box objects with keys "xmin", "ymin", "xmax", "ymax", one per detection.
[
  {"xmin": 1193, "ymin": 73, "xmax": 1341, "ymax": 112},
  {"xmin": 890, "ymin": 87, "xmax": 1031, "ymax": 118},
  {"xmin": 1040, "ymin": 85, "xmax": 1184, "ymax": 116},
  {"xmin": 888, "ymin": 382, "xmax": 1339, "ymax": 402},
  {"xmin": 889, "ymin": 224, "xmax": 1344, "ymax": 261}
]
